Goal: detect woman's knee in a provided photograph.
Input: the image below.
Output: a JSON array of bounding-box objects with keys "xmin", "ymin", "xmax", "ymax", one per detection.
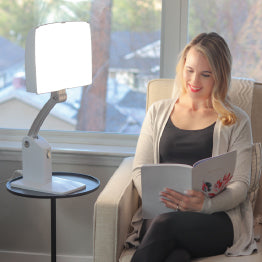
[{"xmin": 149, "ymin": 212, "xmax": 178, "ymax": 236}]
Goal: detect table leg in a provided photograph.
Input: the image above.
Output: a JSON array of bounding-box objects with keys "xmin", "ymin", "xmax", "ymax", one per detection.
[{"xmin": 51, "ymin": 198, "xmax": 56, "ymax": 262}]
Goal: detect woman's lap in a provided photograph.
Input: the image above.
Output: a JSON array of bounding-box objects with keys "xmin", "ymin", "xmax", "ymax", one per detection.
[{"xmin": 132, "ymin": 211, "xmax": 233, "ymax": 262}]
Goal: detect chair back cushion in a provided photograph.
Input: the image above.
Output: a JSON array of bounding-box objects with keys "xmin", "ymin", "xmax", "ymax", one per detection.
[
  {"xmin": 146, "ymin": 79, "xmax": 174, "ymax": 111},
  {"xmin": 250, "ymin": 143, "xmax": 262, "ymax": 212}
]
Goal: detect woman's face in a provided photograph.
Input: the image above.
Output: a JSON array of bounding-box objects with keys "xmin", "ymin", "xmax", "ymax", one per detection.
[{"xmin": 183, "ymin": 47, "xmax": 215, "ymax": 101}]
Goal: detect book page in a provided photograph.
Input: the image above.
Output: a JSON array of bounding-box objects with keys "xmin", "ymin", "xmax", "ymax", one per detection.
[
  {"xmin": 192, "ymin": 151, "xmax": 236, "ymax": 197},
  {"xmin": 141, "ymin": 164, "xmax": 192, "ymax": 218}
]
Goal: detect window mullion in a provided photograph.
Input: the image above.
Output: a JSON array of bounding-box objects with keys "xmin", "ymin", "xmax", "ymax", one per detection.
[{"xmin": 160, "ymin": 0, "xmax": 188, "ymax": 78}]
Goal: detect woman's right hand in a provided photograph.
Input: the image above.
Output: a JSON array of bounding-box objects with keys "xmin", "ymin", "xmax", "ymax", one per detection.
[{"xmin": 160, "ymin": 188, "xmax": 205, "ymax": 212}]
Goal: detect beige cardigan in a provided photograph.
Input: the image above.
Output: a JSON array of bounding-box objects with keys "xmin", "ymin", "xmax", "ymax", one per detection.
[{"xmin": 127, "ymin": 98, "xmax": 257, "ymax": 256}]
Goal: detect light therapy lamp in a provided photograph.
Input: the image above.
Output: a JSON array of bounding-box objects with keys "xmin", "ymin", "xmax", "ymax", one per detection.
[{"xmin": 11, "ymin": 21, "xmax": 92, "ymax": 194}]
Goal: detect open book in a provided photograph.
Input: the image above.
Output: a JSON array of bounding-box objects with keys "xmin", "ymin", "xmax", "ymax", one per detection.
[{"xmin": 141, "ymin": 150, "xmax": 237, "ymax": 219}]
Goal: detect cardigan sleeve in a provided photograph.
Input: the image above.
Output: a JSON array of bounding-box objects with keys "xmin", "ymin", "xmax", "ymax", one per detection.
[
  {"xmin": 201, "ymin": 181, "xmax": 248, "ymax": 214},
  {"xmin": 202, "ymin": 107, "xmax": 252, "ymax": 214},
  {"xmin": 132, "ymin": 99, "xmax": 175, "ymax": 198},
  {"xmin": 132, "ymin": 106, "xmax": 155, "ymax": 198}
]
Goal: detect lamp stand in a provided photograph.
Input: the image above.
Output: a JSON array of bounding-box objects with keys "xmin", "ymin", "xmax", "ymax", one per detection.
[{"xmin": 11, "ymin": 90, "xmax": 86, "ymax": 194}]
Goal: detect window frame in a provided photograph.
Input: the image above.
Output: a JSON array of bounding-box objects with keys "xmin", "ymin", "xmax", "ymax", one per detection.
[{"xmin": 0, "ymin": 0, "xmax": 189, "ymax": 159}]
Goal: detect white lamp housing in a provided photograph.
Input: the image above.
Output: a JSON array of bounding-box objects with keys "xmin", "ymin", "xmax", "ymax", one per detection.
[
  {"xmin": 11, "ymin": 22, "xmax": 92, "ymax": 194},
  {"xmin": 25, "ymin": 21, "xmax": 92, "ymax": 94}
]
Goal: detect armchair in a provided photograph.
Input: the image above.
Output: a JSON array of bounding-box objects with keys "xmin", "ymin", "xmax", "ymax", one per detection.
[{"xmin": 93, "ymin": 78, "xmax": 262, "ymax": 262}]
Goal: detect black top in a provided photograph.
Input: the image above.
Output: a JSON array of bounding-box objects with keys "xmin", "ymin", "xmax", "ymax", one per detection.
[{"xmin": 159, "ymin": 117, "xmax": 215, "ymax": 166}]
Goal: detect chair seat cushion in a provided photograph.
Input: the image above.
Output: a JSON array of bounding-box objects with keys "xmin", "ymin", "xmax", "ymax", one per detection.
[{"xmin": 119, "ymin": 248, "xmax": 135, "ymax": 262}]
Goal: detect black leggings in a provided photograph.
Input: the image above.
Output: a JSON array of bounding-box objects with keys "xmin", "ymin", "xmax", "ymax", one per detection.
[{"xmin": 131, "ymin": 211, "xmax": 234, "ymax": 262}]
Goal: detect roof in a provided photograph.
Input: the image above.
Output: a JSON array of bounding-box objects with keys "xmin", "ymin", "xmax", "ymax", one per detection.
[
  {"xmin": 0, "ymin": 36, "xmax": 24, "ymax": 71},
  {"xmin": 118, "ymin": 89, "xmax": 146, "ymax": 108},
  {"xmin": 110, "ymin": 31, "xmax": 160, "ymax": 74}
]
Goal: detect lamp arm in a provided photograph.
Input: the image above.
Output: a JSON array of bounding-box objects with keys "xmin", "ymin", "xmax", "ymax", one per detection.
[{"xmin": 28, "ymin": 89, "xmax": 67, "ymax": 138}]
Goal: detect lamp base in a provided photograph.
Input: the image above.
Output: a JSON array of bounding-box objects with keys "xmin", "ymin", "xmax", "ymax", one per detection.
[{"xmin": 10, "ymin": 176, "xmax": 86, "ymax": 195}]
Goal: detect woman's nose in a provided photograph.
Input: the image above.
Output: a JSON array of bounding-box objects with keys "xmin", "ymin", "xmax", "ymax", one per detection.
[{"xmin": 191, "ymin": 74, "xmax": 200, "ymax": 86}]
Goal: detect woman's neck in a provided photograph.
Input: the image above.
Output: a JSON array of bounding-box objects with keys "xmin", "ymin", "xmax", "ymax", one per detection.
[{"xmin": 178, "ymin": 94, "xmax": 213, "ymax": 111}]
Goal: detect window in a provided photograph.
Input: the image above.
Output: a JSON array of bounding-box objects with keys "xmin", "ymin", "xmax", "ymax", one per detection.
[
  {"xmin": 0, "ymin": 0, "xmax": 161, "ymax": 134},
  {"xmin": 188, "ymin": 0, "xmax": 262, "ymax": 82},
  {"xmin": 3, "ymin": 0, "xmax": 259, "ymax": 141}
]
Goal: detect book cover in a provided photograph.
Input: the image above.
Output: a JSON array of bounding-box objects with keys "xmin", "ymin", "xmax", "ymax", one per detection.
[{"xmin": 141, "ymin": 150, "xmax": 237, "ymax": 218}]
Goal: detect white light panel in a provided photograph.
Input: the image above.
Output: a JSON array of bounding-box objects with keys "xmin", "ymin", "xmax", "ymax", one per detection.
[{"xmin": 25, "ymin": 22, "xmax": 92, "ymax": 94}]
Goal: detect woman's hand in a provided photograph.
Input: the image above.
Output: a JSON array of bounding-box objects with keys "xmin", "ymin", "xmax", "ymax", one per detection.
[{"xmin": 160, "ymin": 188, "xmax": 205, "ymax": 212}]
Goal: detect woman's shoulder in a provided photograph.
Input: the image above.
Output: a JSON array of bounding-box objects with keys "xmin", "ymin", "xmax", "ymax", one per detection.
[
  {"xmin": 145, "ymin": 99, "xmax": 176, "ymax": 124},
  {"xmin": 148, "ymin": 98, "xmax": 175, "ymax": 113},
  {"xmin": 220, "ymin": 104, "xmax": 252, "ymax": 135},
  {"xmin": 230, "ymin": 104, "xmax": 250, "ymax": 122}
]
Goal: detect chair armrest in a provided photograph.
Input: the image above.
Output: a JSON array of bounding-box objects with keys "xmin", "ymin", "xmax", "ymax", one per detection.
[{"xmin": 93, "ymin": 157, "xmax": 140, "ymax": 262}]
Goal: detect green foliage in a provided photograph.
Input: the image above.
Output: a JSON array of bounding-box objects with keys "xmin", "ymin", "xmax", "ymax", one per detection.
[
  {"xmin": 0, "ymin": 0, "xmax": 161, "ymax": 48},
  {"xmin": 188, "ymin": 0, "xmax": 219, "ymax": 40},
  {"xmin": 111, "ymin": 0, "xmax": 161, "ymax": 32},
  {"xmin": 0, "ymin": 0, "xmax": 37, "ymax": 47},
  {"xmin": 188, "ymin": 0, "xmax": 256, "ymax": 46},
  {"xmin": 0, "ymin": 0, "xmax": 162, "ymax": 49},
  {"xmin": 36, "ymin": 0, "xmax": 91, "ymax": 25},
  {"xmin": 0, "ymin": 0, "xmax": 91, "ymax": 48},
  {"xmin": 188, "ymin": 0, "xmax": 261, "ymax": 80}
]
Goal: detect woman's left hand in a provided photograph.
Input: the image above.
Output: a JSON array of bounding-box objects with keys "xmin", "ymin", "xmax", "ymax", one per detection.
[{"xmin": 160, "ymin": 188, "xmax": 205, "ymax": 212}]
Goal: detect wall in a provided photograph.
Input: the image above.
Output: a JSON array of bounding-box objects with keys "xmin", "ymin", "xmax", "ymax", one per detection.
[{"xmin": 0, "ymin": 147, "xmax": 129, "ymax": 262}]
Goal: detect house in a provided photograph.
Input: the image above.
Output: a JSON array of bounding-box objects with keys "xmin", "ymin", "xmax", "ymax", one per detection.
[
  {"xmin": 0, "ymin": 85, "xmax": 80, "ymax": 130},
  {"xmin": 109, "ymin": 31, "xmax": 160, "ymax": 92},
  {"xmin": 0, "ymin": 36, "xmax": 24, "ymax": 89},
  {"xmin": 105, "ymin": 31, "xmax": 160, "ymax": 133}
]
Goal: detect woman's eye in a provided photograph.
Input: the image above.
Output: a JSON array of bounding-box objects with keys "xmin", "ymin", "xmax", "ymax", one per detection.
[{"xmin": 202, "ymin": 74, "xmax": 210, "ymax": 78}]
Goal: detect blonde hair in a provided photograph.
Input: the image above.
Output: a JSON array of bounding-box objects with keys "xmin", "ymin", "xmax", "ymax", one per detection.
[{"xmin": 173, "ymin": 32, "xmax": 236, "ymax": 125}]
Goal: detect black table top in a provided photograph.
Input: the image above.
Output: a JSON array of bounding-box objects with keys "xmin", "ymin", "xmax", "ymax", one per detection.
[{"xmin": 6, "ymin": 172, "xmax": 100, "ymax": 199}]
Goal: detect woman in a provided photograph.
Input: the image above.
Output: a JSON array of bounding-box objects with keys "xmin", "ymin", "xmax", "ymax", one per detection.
[{"xmin": 127, "ymin": 32, "xmax": 257, "ymax": 261}]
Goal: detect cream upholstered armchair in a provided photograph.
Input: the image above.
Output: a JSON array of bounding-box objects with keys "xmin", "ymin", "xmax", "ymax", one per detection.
[{"xmin": 93, "ymin": 78, "xmax": 262, "ymax": 262}]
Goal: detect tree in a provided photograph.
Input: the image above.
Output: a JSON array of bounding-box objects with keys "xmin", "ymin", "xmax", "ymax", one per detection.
[
  {"xmin": 36, "ymin": 0, "xmax": 91, "ymax": 25},
  {"xmin": 0, "ymin": 0, "xmax": 37, "ymax": 47},
  {"xmin": 0, "ymin": 0, "xmax": 92, "ymax": 47},
  {"xmin": 188, "ymin": 0, "xmax": 254, "ymax": 47},
  {"xmin": 77, "ymin": 0, "xmax": 113, "ymax": 131},
  {"xmin": 76, "ymin": 0, "xmax": 162, "ymax": 131},
  {"xmin": 112, "ymin": 0, "xmax": 161, "ymax": 32},
  {"xmin": 188, "ymin": 0, "xmax": 259, "ymax": 79},
  {"xmin": 232, "ymin": 0, "xmax": 262, "ymax": 80}
]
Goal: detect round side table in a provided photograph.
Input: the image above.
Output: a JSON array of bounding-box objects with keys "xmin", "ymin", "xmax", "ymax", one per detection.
[{"xmin": 6, "ymin": 172, "xmax": 100, "ymax": 262}]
